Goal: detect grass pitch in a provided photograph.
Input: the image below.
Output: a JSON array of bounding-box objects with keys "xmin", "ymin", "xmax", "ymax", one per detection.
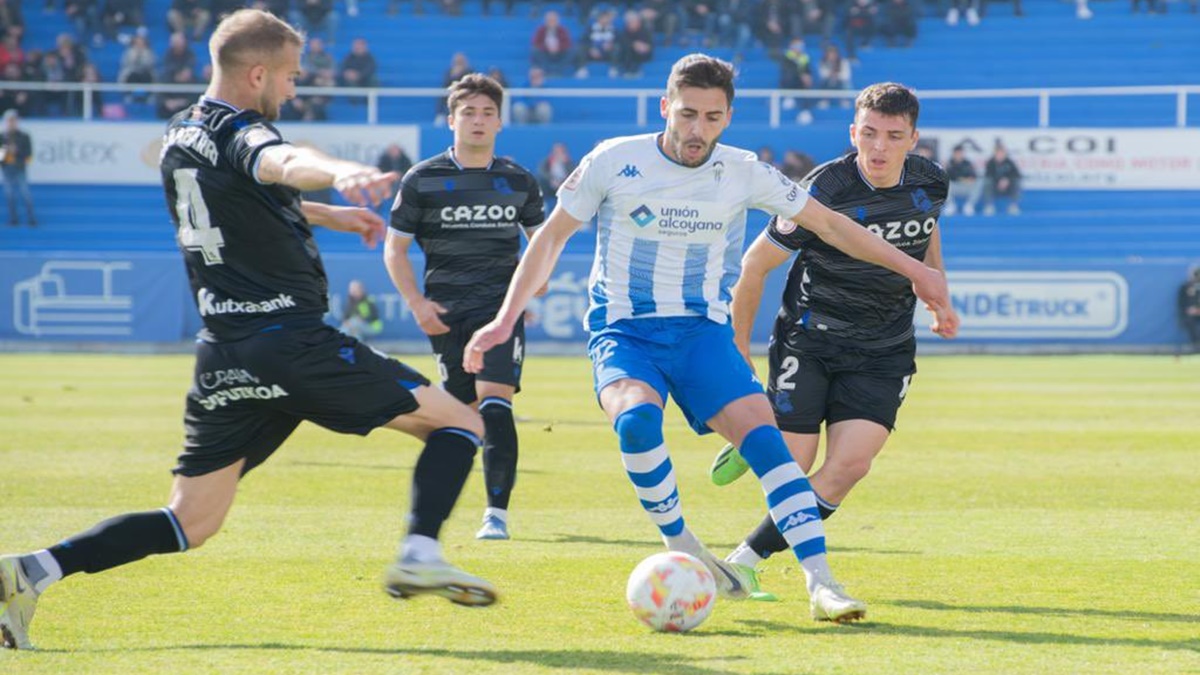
[{"xmin": 1, "ymin": 353, "xmax": 1198, "ymax": 674}]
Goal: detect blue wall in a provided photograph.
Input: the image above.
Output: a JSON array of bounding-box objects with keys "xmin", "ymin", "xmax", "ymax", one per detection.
[{"xmin": 2, "ymin": 251, "xmax": 1192, "ymax": 351}]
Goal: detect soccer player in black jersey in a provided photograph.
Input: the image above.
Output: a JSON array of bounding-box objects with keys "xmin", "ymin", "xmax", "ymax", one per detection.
[
  {"xmin": 385, "ymin": 74, "xmax": 545, "ymax": 541},
  {"xmin": 708, "ymin": 83, "xmax": 960, "ymax": 600},
  {"xmin": 0, "ymin": 10, "xmax": 496, "ymax": 650}
]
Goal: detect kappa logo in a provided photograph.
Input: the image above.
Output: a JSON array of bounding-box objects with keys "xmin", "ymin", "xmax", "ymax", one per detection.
[
  {"xmin": 629, "ymin": 204, "xmax": 656, "ymax": 228},
  {"xmin": 780, "ymin": 511, "xmax": 818, "ymax": 530},
  {"xmin": 647, "ymin": 494, "xmax": 680, "ymax": 514},
  {"xmin": 616, "ymin": 164, "xmax": 642, "ymax": 178}
]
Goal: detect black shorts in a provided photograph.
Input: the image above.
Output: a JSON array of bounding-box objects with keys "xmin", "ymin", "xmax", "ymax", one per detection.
[
  {"xmin": 177, "ymin": 322, "xmax": 430, "ymax": 477},
  {"xmin": 766, "ymin": 323, "xmax": 916, "ymax": 434},
  {"xmin": 429, "ymin": 315, "xmax": 524, "ymax": 405}
]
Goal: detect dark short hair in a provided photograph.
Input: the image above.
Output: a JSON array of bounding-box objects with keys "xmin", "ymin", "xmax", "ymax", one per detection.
[
  {"xmin": 209, "ymin": 9, "xmax": 305, "ymax": 72},
  {"xmin": 855, "ymin": 82, "xmax": 920, "ymax": 128},
  {"xmin": 447, "ymin": 73, "xmax": 504, "ymax": 115},
  {"xmin": 667, "ymin": 54, "xmax": 735, "ymax": 106}
]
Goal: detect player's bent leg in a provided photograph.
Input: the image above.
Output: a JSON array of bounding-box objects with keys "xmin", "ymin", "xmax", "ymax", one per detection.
[
  {"xmin": 382, "ymin": 386, "xmax": 496, "ymax": 606},
  {"xmin": 808, "ymin": 419, "xmax": 889, "ymax": 505},
  {"xmin": 384, "ymin": 384, "xmax": 484, "ymax": 440},
  {"xmin": 708, "ymin": 396, "xmax": 865, "ymax": 617},
  {"xmin": 0, "ymin": 462, "xmax": 242, "ymax": 650},
  {"xmin": 475, "ymin": 381, "xmax": 518, "ymax": 541},
  {"xmin": 601, "ymin": 380, "xmax": 750, "ymax": 598},
  {"xmin": 167, "ymin": 459, "xmax": 245, "ymax": 548}
]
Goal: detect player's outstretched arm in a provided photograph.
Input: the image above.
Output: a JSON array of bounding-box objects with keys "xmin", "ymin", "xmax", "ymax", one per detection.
[
  {"xmin": 257, "ymin": 144, "xmax": 399, "ymax": 207},
  {"xmin": 790, "ymin": 198, "xmax": 959, "ymax": 337},
  {"xmin": 383, "ymin": 230, "xmax": 450, "ymax": 336},
  {"xmin": 463, "ymin": 204, "xmax": 582, "ymax": 373},
  {"xmin": 731, "ymin": 233, "xmax": 792, "ymax": 366},
  {"xmin": 921, "ymin": 222, "xmax": 959, "ymax": 339},
  {"xmin": 301, "ymin": 202, "xmax": 385, "ymax": 248}
]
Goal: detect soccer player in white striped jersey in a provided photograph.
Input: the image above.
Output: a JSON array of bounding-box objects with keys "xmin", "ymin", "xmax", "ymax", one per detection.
[{"xmin": 465, "ymin": 54, "xmax": 958, "ymax": 621}]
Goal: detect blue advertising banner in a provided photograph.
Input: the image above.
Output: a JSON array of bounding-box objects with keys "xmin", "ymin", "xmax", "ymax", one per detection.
[
  {"xmin": 0, "ymin": 252, "xmax": 186, "ymax": 342},
  {"xmin": 2, "ymin": 251, "xmax": 1193, "ymax": 350}
]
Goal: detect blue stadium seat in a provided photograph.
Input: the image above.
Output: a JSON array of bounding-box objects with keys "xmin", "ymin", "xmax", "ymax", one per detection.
[{"xmin": 10, "ymin": 0, "xmax": 1200, "ymax": 263}]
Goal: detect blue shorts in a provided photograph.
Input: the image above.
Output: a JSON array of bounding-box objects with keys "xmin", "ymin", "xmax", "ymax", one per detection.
[{"xmin": 588, "ymin": 316, "xmax": 765, "ymax": 434}]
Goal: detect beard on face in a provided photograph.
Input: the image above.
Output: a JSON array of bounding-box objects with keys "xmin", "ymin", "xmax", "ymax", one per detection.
[{"xmin": 670, "ymin": 129, "xmax": 719, "ymax": 168}]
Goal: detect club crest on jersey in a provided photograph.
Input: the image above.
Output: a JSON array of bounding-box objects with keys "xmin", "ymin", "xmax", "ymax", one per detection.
[
  {"xmin": 911, "ymin": 188, "xmax": 933, "ymax": 213},
  {"xmin": 493, "ymin": 176, "xmax": 513, "ymax": 194}
]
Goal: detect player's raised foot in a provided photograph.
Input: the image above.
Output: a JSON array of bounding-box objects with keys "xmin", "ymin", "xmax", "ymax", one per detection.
[
  {"xmin": 709, "ymin": 443, "xmax": 750, "ymax": 486},
  {"xmin": 475, "ymin": 514, "xmax": 510, "ymax": 541},
  {"xmin": 0, "ymin": 555, "xmax": 38, "ymax": 650},
  {"xmin": 809, "ymin": 578, "xmax": 867, "ymax": 623},
  {"xmin": 383, "ymin": 559, "xmax": 498, "ymax": 607},
  {"xmin": 730, "ymin": 562, "xmax": 779, "ymax": 602}
]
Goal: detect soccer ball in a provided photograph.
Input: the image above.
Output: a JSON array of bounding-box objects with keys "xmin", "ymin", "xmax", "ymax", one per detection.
[{"xmin": 625, "ymin": 551, "xmax": 717, "ymax": 632}]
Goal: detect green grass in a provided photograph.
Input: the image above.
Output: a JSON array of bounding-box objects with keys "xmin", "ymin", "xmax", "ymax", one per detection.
[{"xmin": 2, "ymin": 353, "xmax": 1199, "ymax": 674}]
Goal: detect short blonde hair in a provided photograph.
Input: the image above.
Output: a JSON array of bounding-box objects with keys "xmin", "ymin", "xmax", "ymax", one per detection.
[{"xmin": 209, "ymin": 9, "xmax": 305, "ymax": 72}]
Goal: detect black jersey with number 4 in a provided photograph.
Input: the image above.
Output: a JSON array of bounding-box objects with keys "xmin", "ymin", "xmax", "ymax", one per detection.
[
  {"xmin": 390, "ymin": 150, "xmax": 545, "ymax": 323},
  {"xmin": 160, "ymin": 97, "xmax": 330, "ymax": 342},
  {"xmin": 767, "ymin": 152, "xmax": 948, "ymax": 347}
]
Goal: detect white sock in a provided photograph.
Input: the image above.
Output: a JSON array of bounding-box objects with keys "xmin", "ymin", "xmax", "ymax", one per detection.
[
  {"xmin": 662, "ymin": 528, "xmax": 703, "ymax": 556},
  {"xmin": 800, "ymin": 552, "xmax": 835, "ymax": 594},
  {"xmin": 483, "ymin": 507, "xmax": 508, "ymax": 523},
  {"xmin": 26, "ymin": 549, "xmax": 64, "ymax": 595},
  {"xmin": 726, "ymin": 542, "xmax": 765, "ymax": 569},
  {"xmin": 400, "ymin": 534, "xmax": 443, "ymax": 564}
]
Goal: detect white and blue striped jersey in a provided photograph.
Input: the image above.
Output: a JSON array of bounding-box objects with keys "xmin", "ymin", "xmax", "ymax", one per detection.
[{"xmin": 557, "ymin": 133, "xmax": 809, "ymax": 330}]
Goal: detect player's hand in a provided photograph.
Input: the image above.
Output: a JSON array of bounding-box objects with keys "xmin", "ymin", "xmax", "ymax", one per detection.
[
  {"xmin": 925, "ymin": 300, "xmax": 960, "ymax": 339},
  {"xmin": 912, "ymin": 266, "xmax": 959, "ymax": 339},
  {"xmin": 324, "ymin": 206, "xmax": 385, "ymax": 249},
  {"xmin": 333, "ymin": 168, "xmax": 399, "ymax": 208},
  {"xmin": 412, "ymin": 298, "xmax": 451, "ymax": 336},
  {"xmin": 464, "ymin": 318, "xmax": 514, "ymax": 373}
]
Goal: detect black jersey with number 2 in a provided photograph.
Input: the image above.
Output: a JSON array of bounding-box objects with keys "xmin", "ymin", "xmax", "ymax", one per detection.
[
  {"xmin": 766, "ymin": 152, "xmax": 948, "ymax": 347},
  {"xmin": 390, "ymin": 150, "xmax": 545, "ymax": 323},
  {"xmin": 160, "ymin": 97, "xmax": 330, "ymax": 342}
]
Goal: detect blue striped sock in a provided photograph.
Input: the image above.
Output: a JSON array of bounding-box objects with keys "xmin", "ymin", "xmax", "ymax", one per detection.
[
  {"xmin": 614, "ymin": 403, "xmax": 684, "ymax": 537},
  {"xmin": 738, "ymin": 425, "xmax": 833, "ymax": 586}
]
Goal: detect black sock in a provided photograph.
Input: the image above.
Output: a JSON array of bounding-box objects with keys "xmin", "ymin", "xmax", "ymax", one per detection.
[
  {"xmin": 407, "ymin": 428, "xmax": 479, "ymax": 539},
  {"xmin": 48, "ymin": 508, "xmax": 187, "ymax": 577},
  {"xmin": 746, "ymin": 492, "xmax": 839, "ymax": 558},
  {"xmin": 480, "ymin": 397, "xmax": 518, "ymax": 510},
  {"xmin": 746, "ymin": 512, "xmax": 790, "ymax": 558}
]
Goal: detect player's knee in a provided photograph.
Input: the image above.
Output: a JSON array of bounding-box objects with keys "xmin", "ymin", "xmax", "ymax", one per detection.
[
  {"xmin": 177, "ymin": 513, "xmax": 225, "ymax": 549},
  {"xmin": 178, "ymin": 514, "xmax": 224, "ymax": 547},
  {"xmin": 828, "ymin": 454, "xmax": 873, "ymax": 485},
  {"xmin": 450, "ymin": 408, "xmax": 485, "ymax": 439},
  {"xmin": 430, "ymin": 391, "xmax": 484, "ymax": 438},
  {"xmin": 614, "ymin": 403, "xmax": 664, "ymax": 451}
]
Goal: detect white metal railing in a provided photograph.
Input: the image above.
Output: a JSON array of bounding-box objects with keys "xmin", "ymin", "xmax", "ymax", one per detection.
[{"xmin": 3, "ymin": 81, "xmax": 1197, "ymax": 128}]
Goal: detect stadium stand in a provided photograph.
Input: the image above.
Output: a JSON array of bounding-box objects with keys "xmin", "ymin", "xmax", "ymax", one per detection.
[{"xmin": 5, "ymin": 0, "xmax": 1200, "ymax": 260}]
